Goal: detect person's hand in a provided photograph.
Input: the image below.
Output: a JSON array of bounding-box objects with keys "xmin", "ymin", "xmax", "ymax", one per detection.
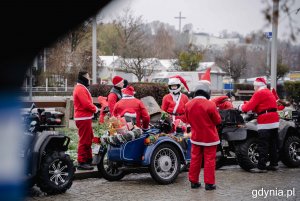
[
  {"xmin": 95, "ymin": 106, "xmax": 99, "ymax": 114},
  {"xmin": 237, "ymin": 104, "xmax": 244, "ymax": 112}
]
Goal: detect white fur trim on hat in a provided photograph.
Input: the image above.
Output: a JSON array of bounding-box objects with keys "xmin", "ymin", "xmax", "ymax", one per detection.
[{"xmin": 253, "ymin": 81, "xmax": 266, "ymax": 86}]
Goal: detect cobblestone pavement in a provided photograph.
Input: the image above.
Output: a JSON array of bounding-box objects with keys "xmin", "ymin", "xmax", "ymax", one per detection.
[{"xmin": 27, "ymin": 164, "xmax": 300, "ymax": 201}]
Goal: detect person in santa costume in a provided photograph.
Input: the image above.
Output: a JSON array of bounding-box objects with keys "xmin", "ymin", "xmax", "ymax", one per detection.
[
  {"xmin": 238, "ymin": 77, "xmax": 279, "ymax": 172},
  {"xmin": 161, "ymin": 75, "xmax": 190, "ymax": 123},
  {"xmin": 271, "ymin": 88, "xmax": 290, "ymax": 111},
  {"xmin": 98, "ymin": 96, "xmax": 109, "ymax": 124},
  {"xmin": 99, "ymin": 76, "xmax": 127, "ymax": 122},
  {"xmin": 113, "ymin": 86, "xmax": 150, "ymax": 129},
  {"xmin": 185, "ymin": 81, "xmax": 221, "ymax": 190},
  {"xmin": 211, "ymin": 91, "xmax": 236, "ymax": 110},
  {"xmin": 73, "ymin": 71, "xmax": 98, "ymax": 170}
]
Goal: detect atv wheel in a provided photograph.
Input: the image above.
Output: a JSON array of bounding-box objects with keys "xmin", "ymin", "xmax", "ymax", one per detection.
[
  {"xmin": 281, "ymin": 135, "xmax": 300, "ymax": 168},
  {"xmin": 37, "ymin": 151, "xmax": 74, "ymax": 195},
  {"xmin": 149, "ymin": 144, "xmax": 180, "ymax": 184},
  {"xmin": 97, "ymin": 150, "xmax": 126, "ymax": 181},
  {"xmin": 235, "ymin": 138, "xmax": 259, "ymax": 171}
]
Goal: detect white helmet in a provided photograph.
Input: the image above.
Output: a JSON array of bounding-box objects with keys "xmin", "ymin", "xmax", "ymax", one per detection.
[{"xmin": 168, "ymin": 77, "xmax": 182, "ymax": 94}]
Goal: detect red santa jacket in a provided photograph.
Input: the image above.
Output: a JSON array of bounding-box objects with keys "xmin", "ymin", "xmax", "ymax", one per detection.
[
  {"xmin": 211, "ymin": 96, "xmax": 233, "ymax": 110},
  {"xmin": 185, "ymin": 96, "xmax": 221, "ymax": 146},
  {"xmin": 73, "ymin": 83, "xmax": 98, "ymax": 120},
  {"xmin": 240, "ymin": 87, "xmax": 279, "ymax": 130},
  {"xmin": 161, "ymin": 93, "xmax": 189, "ymax": 122},
  {"xmin": 113, "ymin": 96, "xmax": 150, "ymax": 129}
]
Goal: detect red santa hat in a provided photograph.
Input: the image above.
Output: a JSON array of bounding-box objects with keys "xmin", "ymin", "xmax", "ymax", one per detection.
[
  {"xmin": 169, "ymin": 75, "xmax": 190, "ymax": 92},
  {"xmin": 253, "ymin": 77, "xmax": 267, "ymax": 87},
  {"xmin": 122, "ymin": 86, "xmax": 135, "ymax": 96},
  {"xmin": 271, "ymin": 88, "xmax": 279, "ymax": 100},
  {"xmin": 199, "ymin": 67, "xmax": 211, "ymax": 85},
  {"xmin": 112, "ymin": 76, "xmax": 124, "ymax": 86}
]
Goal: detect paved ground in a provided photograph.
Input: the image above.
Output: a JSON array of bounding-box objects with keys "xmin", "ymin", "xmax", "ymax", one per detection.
[{"xmin": 26, "ymin": 163, "xmax": 300, "ymax": 201}]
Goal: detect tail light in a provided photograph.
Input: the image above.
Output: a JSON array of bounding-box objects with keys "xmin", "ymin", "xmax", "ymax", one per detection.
[{"xmin": 55, "ymin": 119, "xmax": 61, "ymax": 124}]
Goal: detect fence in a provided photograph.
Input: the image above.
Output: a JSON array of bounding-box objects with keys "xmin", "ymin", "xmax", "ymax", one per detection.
[
  {"xmin": 22, "ymin": 97, "xmax": 103, "ymax": 128},
  {"xmin": 22, "ymin": 87, "xmax": 74, "ymax": 92}
]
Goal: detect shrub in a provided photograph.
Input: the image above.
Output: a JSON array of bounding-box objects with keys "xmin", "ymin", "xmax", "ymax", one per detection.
[
  {"xmin": 284, "ymin": 81, "xmax": 300, "ymax": 104},
  {"xmin": 89, "ymin": 82, "xmax": 169, "ymax": 105}
]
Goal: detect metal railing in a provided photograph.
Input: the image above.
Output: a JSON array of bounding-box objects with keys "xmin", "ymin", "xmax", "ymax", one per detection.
[{"xmin": 22, "ymin": 87, "xmax": 74, "ymax": 92}]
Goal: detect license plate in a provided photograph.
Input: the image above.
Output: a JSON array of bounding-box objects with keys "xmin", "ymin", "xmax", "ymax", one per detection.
[{"xmin": 92, "ymin": 144, "xmax": 101, "ymax": 154}]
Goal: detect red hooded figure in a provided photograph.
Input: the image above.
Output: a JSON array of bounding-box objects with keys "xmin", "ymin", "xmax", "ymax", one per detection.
[
  {"xmin": 113, "ymin": 86, "xmax": 150, "ymax": 129},
  {"xmin": 107, "ymin": 76, "xmax": 124, "ymax": 113},
  {"xmin": 73, "ymin": 71, "xmax": 98, "ymax": 170},
  {"xmin": 161, "ymin": 75, "xmax": 189, "ymax": 123},
  {"xmin": 185, "ymin": 81, "xmax": 221, "ymax": 190},
  {"xmin": 238, "ymin": 77, "xmax": 279, "ymax": 172}
]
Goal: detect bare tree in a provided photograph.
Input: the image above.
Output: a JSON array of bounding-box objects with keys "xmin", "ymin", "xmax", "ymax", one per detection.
[
  {"xmin": 113, "ymin": 8, "xmax": 156, "ymax": 81},
  {"xmin": 118, "ymin": 57, "xmax": 156, "ymax": 81},
  {"xmin": 152, "ymin": 25, "xmax": 175, "ymax": 59},
  {"xmin": 37, "ymin": 20, "xmax": 95, "ymax": 87},
  {"xmin": 216, "ymin": 43, "xmax": 248, "ymax": 82}
]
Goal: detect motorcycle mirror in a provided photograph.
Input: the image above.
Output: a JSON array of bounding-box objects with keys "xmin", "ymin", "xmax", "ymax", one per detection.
[{"xmin": 29, "ymin": 103, "xmax": 36, "ymax": 112}]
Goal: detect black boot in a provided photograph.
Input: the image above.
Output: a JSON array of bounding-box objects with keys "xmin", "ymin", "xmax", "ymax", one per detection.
[
  {"xmin": 87, "ymin": 158, "xmax": 94, "ymax": 165},
  {"xmin": 205, "ymin": 184, "xmax": 216, "ymax": 190},
  {"xmin": 77, "ymin": 163, "xmax": 94, "ymax": 170},
  {"xmin": 191, "ymin": 182, "xmax": 201, "ymax": 189}
]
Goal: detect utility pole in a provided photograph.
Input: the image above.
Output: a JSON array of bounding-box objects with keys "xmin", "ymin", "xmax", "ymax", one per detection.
[
  {"xmin": 29, "ymin": 56, "xmax": 38, "ymax": 101},
  {"xmin": 92, "ymin": 16, "xmax": 97, "ymax": 84},
  {"xmin": 264, "ymin": 32, "xmax": 272, "ymax": 77},
  {"xmin": 271, "ymin": 0, "xmax": 279, "ymax": 90},
  {"xmin": 43, "ymin": 48, "xmax": 47, "ymax": 72},
  {"xmin": 174, "ymin": 12, "xmax": 186, "ymax": 33}
]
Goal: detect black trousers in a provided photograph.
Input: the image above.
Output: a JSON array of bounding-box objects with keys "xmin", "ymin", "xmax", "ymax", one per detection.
[{"xmin": 257, "ymin": 128, "xmax": 279, "ymax": 169}]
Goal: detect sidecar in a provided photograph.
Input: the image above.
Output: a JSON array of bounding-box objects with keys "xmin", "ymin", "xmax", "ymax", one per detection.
[{"xmin": 97, "ymin": 128, "xmax": 191, "ymax": 184}]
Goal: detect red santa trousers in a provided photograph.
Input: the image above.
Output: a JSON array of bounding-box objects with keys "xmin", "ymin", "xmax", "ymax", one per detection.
[
  {"xmin": 188, "ymin": 144, "xmax": 217, "ymax": 184},
  {"xmin": 75, "ymin": 119, "xmax": 94, "ymax": 163}
]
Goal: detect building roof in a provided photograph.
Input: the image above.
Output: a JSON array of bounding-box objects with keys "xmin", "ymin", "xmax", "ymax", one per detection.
[
  {"xmin": 197, "ymin": 62, "xmax": 226, "ymax": 74},
  {"xmin": 99, "ymin": 55, "xmax": 119, "ymax": 66}
]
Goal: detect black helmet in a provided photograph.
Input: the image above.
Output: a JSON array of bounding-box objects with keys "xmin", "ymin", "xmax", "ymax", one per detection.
[{"xmin": 226, "ymin": 91, "xmax": 236, "ymax": 98}]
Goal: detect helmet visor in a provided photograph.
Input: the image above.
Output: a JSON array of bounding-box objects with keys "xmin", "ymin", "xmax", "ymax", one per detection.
[{"xmin": 168, "ymin": 84, "xmax": 180, "ymax": 90}]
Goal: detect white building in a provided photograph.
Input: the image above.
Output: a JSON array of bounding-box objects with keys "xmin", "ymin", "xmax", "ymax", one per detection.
[
  {"xmin": 151, "ymin": 61, "xmax": 226, "ymax": 92},
  {"xmin": 97, "ymin": 56, "xmax": 167, "ymax": 84},
  {"xmin": 191, "ymin": 33, "xmax": 239, "ymax": 49}
]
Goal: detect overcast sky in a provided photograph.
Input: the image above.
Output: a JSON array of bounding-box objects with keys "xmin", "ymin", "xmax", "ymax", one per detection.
[{"xmin": 99, "ymin": 0, "xmax": 300, "ymax": 43}]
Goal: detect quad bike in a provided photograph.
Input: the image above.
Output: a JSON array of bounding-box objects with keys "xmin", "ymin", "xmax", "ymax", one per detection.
[
  {"xmin": 233, "ymin": 110, "xmax": 300, "ymax": 171},
  {"xmin": 22, "ymin": 103, "xmax": 75, "ymax": 194}
]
